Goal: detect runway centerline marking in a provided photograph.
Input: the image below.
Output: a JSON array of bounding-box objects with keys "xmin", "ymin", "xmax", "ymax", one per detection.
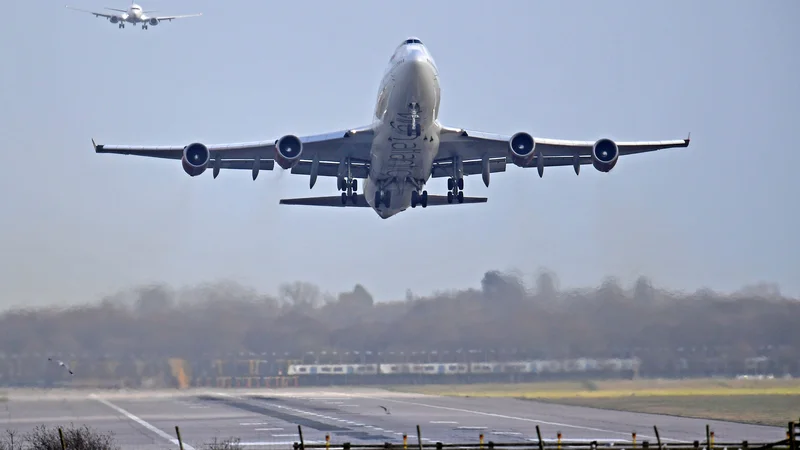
[
  {"xmin": 351, "ymin": 396, "xmax": 688, "ymax": 443},
  {"xmin": 90, "ymin": 395, "xmax": 197, "ymax": 450}
]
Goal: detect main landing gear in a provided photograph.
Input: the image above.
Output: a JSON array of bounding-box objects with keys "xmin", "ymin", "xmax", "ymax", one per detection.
[
  {"xmin": 338, "ymin": 176, "xmax": 358, "ymax": 205},
  {"xmin": 118, "ymin": 23, "xmax": 125, "ymax": 29},
  {"xmin": 446, "ymin": 176, "xmax": 464, "ymax": 204},
  {"xmin": 411, "ymin": 190, "xmax": 428, "ymax": 208},
  {"xmin": 142, "ymin": 24, "xmax": 149, "ymax": 30},
  {"xmin": 406, "ymin": 102, "xmax": 421, "ymax": 138}
]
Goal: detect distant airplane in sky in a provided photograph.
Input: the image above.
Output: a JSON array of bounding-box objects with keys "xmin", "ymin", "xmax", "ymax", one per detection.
[
  {"xmin": 92, "ymin": 37, "xmax": 691, "ymax": 219},
  {"xmin": 65, "ymin": 2, "xmax": 201, "ymax": 29}
]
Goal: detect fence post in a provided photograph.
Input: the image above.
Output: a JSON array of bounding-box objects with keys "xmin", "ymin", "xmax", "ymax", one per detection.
[
  {"xmin": 326, "ymin": 434, "xmax": 330, "ymax": 450},
  {"xmin": 558, "ymin": 432, "xmax": 562, "ymax": 450},
  {"xmin": 654, "ymin": 426, "xmax": 662, "ymax": 450},
  {"xmin": 789, "ymin": 422, "xmax": 796, "ymax": 450},
  {"xmin": 58, "ymin": 427, "xmax": 66, "ymax": 450},
  {"xmin": 404, "ymin": 434, "xmax": 408, "ymax": 450},
  {"xmin": 536, "ymin": 426, "xmax": 545, "ymax": 450},
  {"xmin": 633, "ymin": 432, "xmax": 637, "ymax": 449},
  {"xmin": 706, "ymin": 425, "xmax": 711, "ymax": 450},
  {"xmin": 298, "ymin": 425, "xmax": 305, "ymax": 450},
  {"xmin": 417, "ymin": 425, "xmax": 423, "ymax": 450},
  {"xmin": 175, "ymin": 425, "xmax": 185, "ymax": 450},
  {"xmin": 710, "ymin": 431, "xmax": 715, "ymax": 450},
  {"xmin": 480, "ymin": 434, "xmax": 484, "ymax": 449}
]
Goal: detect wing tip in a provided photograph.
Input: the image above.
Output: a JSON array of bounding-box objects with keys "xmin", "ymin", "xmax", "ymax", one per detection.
[
  {"xmin": 92, "ymin": 138, "xmax": 104, "ymax": 152},
  {"xmin": 685, "ymin": 132, "xmax": 691, "ymax": 145}
]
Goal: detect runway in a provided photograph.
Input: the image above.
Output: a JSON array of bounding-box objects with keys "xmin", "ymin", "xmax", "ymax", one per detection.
[{"xmin": 0, "ymin": 387, "xmax": 787, "ymax": 449}]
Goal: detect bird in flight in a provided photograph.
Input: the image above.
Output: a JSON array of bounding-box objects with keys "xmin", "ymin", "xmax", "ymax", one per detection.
[
  {"xmin": 378, "ymin": 405, "xmax": 390, "ymax": 414},
  {"xmin": 48, "ymin": 357, "xmax": 74, "ymax": 375}
]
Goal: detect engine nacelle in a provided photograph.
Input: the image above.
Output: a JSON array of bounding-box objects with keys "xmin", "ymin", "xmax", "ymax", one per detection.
[
  {"xmin": 110, "ymin": 16, "xmax": 119, "ymax": 23},
  {"xmin": 508, "ymin": 132, "xmax": 536, "ymax": 168},
  {"xmin": 148, "ymin": 18, "xmax": 159, "ymax": 26},
  {"xmin": 181, "ymin": 142, "xmax": 210, "ymax": 177},
  {"xmin": 591, "ymin": 138, "xmax": 619, "ymax": 172},
  {"xmin": 274, "ymin": 134, "xmax": 303, "ymax": 170}
]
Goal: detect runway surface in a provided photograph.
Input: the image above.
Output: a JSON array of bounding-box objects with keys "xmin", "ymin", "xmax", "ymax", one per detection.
[{"xmin": 0, "ymin": 387, "xmax": 787, "ymax": 449}]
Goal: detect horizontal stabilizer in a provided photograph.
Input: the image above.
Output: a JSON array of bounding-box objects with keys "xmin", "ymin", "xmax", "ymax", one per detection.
[
  {"xmin": 279, "ymin": 194, "xmax": 487, "ymax": 207},
  {"xmin": 280, "ymin": 195, "xmax": 371, "ymax": 207}
]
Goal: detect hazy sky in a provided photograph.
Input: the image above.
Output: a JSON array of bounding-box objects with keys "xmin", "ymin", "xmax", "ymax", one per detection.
[{"xmin": 1, "ymin": 0, "xmax": 797, "ymax": 309}]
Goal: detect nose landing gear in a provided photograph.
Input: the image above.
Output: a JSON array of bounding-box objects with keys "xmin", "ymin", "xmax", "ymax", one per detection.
[{"xmin": 406, "ymin": 102, "xmax": 421, "ymax": 138}]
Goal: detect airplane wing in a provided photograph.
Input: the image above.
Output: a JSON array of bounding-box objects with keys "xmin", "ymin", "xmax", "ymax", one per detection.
[
  {"xmin": 279, "ymin": 194, "xmax": 487, "ymax": 207},
  {"xmin": 65, "ymin": 5, "xmax": 117, "ymax": 19},
  {"xmin": 436, "ymin": 126, "xmax": 690, "ymax": 177},
  {"xmin": 92, "ymin": 126, "xmax": 376, "ymax": 179},
  {"xmin": 153, "ymin": 13, "xmax": 203, "ymax": 21}
]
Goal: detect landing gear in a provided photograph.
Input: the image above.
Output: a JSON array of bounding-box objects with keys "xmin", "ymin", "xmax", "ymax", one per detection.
[
  {"xmin": 406, "ymin": 102, "xmax": 422, "ymax": 137},
  {"xmin": 338, "ymin": 177, "xmax": 358, "ymax": 205},
  {"xmin": 142, "ymin": 24, "xmax": 148, "ymax": 30},
  {"xmin": 374, "ymin": 189, "xmax": 391, "ymax": 208},
  {"xmin": 446, "ymin": 176, "xmax": 465, "ymax": 204},
  {"xmin": 118, "ymin": 23, "xmax": 125, "ymax": 29},
  {"xmin": 411, "ymin": 190, "xmax": 428, "ymax": 208},
  {"xmin": 337, "ymin": 157, "xmax": 359, "ymax": 205}
]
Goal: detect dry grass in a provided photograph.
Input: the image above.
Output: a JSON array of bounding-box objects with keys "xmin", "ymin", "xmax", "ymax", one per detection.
[
  {"xmin": 384, "ymin": 378, "xmax": 800, "ymax": 426},
  {"xmin": 385, "ymin": 378, "xmax": 800, "ymax": 398}
]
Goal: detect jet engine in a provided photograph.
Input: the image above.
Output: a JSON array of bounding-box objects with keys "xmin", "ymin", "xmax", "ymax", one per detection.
[
  {"xmin": 274, "ymin": 134, "xmax": 303, "ymax": 170},
  {"xmin": 110, "ymin": 17, "xmax": 119, "ymax": 23},
  {"xmin": 508, "ymin": 132, "xmax": 536, "ymax": 167},
  {"xmin": 148, "ymin": 18, "xmax": 159, "ymax": 26},
  {"xmin": 181, "ymin": 142, "xmax": 210, "ymax": 176},
  {"xmin": 591, "ymin": 138, "xmax": 619, "ymax": 172}
]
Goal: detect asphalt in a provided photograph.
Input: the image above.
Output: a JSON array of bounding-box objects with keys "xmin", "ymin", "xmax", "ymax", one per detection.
[{"xmin": 0, "ymin": 387, "xmax": 787, "ymax": 450}]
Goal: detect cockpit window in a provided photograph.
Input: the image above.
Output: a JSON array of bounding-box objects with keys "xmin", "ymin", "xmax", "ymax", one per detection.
[{"xmin": 404, "ymin": 38, "xmax": 423, "ymax": 45}]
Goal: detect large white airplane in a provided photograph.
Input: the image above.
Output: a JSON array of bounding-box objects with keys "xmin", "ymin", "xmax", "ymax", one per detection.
[
  {"xmin": 65, "ymin": 3, "xmax": 201, "ymax": 29},
  {"xmin": 92, "ymin": 37, "xmax": 691, "ymax": 219}
]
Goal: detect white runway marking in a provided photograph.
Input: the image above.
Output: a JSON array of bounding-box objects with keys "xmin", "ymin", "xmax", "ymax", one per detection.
[
  {"xmin": 91, "ymin": 395, "xmax": 197, "ymax": 450},
  {"xmin": 457, "ymin": 426, "xmax": 487, "ymax": 430},
  {"xmin": 272, "ymin": 434, "xmax": 297, "ymax": 437},
  {"xmin": 431, "ymin": 421, "xmax": 459, "ymax": 424},
  {"xmin": 241, "ymin": 422, "xmax": 269, "ymax": 426},
  {"xmin": 254, "ymin": 428, "xmax": 284, "ymax": 431},
  {"xmin": 367, "ymin": 397, "xmax": 688, "ymax": 443}
]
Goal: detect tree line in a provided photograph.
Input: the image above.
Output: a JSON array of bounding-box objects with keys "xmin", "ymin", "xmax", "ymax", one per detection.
[{"xmin": 1, "ymin": 270, "xmax": 797, "ymax": 375}]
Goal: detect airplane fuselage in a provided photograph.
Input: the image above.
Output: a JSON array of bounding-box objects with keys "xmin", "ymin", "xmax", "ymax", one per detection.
[{"xmin": 362, "ymin": 40, "xmax": 442, "ymax": 219}]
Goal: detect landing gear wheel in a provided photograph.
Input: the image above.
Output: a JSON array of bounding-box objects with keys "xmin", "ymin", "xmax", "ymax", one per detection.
[
  {"xmin": 341, "ymin": 192, "xmax": 347, "ymax": 205},
  {"xmin": 447, "ymin": 178, "xmax": 454, "ymax": 191},
  {"xmin": 411, "ymin": 190, "xmax": 419, "ymax": 208},
  {"xmin": 382, "ymin": 190, "xmax": 391, "ymax": 208},
  {"xmin": 420, "ymin": 190, "xmax": 428, "ymax": 208},
  {"xmin": 351, "ymin": 179, "xmax": 357, "ymax": 192},
  {"xmin": 415, "ymin": 123, "xmax": 421, "ymax": 137},
  {"xmin": 457, "ymin": 191, "xmax": 464, "ymax": 203},
  {"xmin": 447, "ymin": 191, "xmax": 454, "ymax": 204},
  {"xmin": 457, "ymin": 177, "xmax": 464, "ymax": 190},
  {"xmin": 350, "ymin": 192, "xmax": 358, "ymax": 204},
  {"xmin": 374, "ymin": 191, "xmax": 381, "ymax": 207}
]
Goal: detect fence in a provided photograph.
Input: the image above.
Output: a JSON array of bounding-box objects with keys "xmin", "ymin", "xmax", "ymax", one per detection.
[{"xmin": 35, "ymin": 419, "xmax": 800, "ymax": 450}]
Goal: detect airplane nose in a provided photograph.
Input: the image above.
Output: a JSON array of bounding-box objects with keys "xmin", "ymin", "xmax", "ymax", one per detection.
[{"xmin": 405, "ymin": 49, "xmax": 433, "ymax": 77}]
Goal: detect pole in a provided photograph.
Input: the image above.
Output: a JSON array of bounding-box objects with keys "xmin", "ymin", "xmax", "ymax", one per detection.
[
  {"xmin": 653, "ymin": 426, "xmax": 662, "ymax": 450},
  {"xmin": 58, "ymin": 427, "xmax": 66, "ymax": 450},
  {"xmin": 175, "ymin": 426, "xmax": 185, "ymax": 450},
  {"xmin": 299, "ymin": 425, "xmax": 305, "ymax": 450},
  {"xmin": 417, "ymin": 425, "xmax": 423, "ymax": 450},
  {"xmin": 536, "ymin": 426, "xmax": 544, "ymax": 450}
]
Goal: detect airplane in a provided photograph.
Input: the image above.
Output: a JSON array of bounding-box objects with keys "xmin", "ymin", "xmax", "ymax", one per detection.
[
  {"xmin": 92, "ymin": 37, "xmax": 691, "ymax": 219},
  {"xmin": 65, "ymin": 2, "xmax": 201, "ymax": 29}
]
